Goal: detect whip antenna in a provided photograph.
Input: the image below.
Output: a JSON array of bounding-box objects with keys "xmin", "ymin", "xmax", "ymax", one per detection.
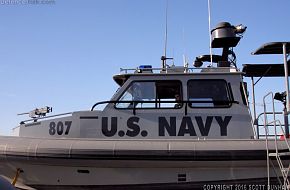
[
  {"xmin": 164, "ymin": 0, "xmax": 168, "ymax": 60},
  {"xmin": 161, "ymin": 0, "xmax": 173, "ymax": 69},
  {"xmin": 207, "ymin": 0, "xmax": 213, "ymax": 66}
]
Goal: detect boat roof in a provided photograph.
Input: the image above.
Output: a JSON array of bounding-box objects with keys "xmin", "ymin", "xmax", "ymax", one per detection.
[
  {"xmin": 252, "ymin": 42, "xmax": 290, "ymax": 55},
  {"xmin": 242, "ymin": 62, "xmax": 290, "ymax": 77},
  {"xmin": 243, "ymin": 42, "xmax": 290, "ymax": 77},
  {"xmin": 113, "ymin": 67, "xmax": 242, "ymax": 86}
]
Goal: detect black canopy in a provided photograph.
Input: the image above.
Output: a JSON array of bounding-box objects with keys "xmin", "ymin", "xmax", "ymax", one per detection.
[
  {"xmin": 243, "ymin": 42, "xmax": 290, "ymax": 77},
  {"xmin": 242, "ymin": 63, "xmax": 290, "ymax": 77},
  {"xmin": 252, "ymin": 42, "xmax": 290, "ymax": 55}
]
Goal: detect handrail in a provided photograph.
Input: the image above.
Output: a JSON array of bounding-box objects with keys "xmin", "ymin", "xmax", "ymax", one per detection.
[
  {"xmin": 268, "ymin": 119, "xmax": 290, "ymax": 188},
  {"xmin": 270, "ymin": 119, "xmax": 290, "ymax": 151},
  {"xmin": 90, "ymin": 100, "xmax": 239, "ymax": 112},
  {"xmin": 255, "ymin": 112, "xmax": 283, "ymax": 138},
  {"xmin": 262, "ymin": 92, "xmax": 290, "ymax": 149},
  {"xmin": 119, "ymin": 66, "xmax": 238, "ymax": 74},
  {"xmin": 263, "ymin": 92, "xmax": 274, "ymax": 188},
  {"xmin": 263, "ymin": 92, "xmax": 290, "ymax": 188},
  {"xmin": 255, "ymin": 112, "xmax": 283, "ymax": 123},
  {"xmin": 258, "ymin": 134, "xmax": 285, "ymax": 137}
]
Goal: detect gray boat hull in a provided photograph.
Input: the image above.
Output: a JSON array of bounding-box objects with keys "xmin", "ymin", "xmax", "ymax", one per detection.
[{"xmin": 0, "ymin": 136, "xmax": 289, "ymax": 189}]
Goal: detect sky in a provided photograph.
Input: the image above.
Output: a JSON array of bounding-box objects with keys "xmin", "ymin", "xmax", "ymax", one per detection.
[{"xmin": 0, "ymin": 0, "xmax": 290, "ymax": 135}]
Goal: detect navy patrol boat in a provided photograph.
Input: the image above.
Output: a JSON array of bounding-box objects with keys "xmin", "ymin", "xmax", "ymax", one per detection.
[{"xmin": 0, "ymin": 22, "xmax": 289, "ymax": 190}]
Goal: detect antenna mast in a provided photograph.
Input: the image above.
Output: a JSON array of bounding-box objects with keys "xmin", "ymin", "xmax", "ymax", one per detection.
[
  {"xmin": 161, "ymin": 0, "xmax": 173, "ymax": 69},
  {"xmin": 164, "ymin": 0, "xmax": 168, "ymax": 61},
  {"xmin": 207, "ymin": 0, "xmax": 213, "ymax": 66}
]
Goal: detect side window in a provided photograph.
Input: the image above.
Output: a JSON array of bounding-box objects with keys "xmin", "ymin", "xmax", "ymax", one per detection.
[
  {"xmin": 156, "ymin": 81, "xmax": 182, "ymax": 108},
  {"xmin": 115, "ymin": 81, "xmax": 182, "ymax": 109},
  {"xmin": 115, "ymin": 82, "xmax": 155, "ymax": 108},
  {"xmin": 188, "ymin": 80, "xmax": 231, "ymax": 108}
]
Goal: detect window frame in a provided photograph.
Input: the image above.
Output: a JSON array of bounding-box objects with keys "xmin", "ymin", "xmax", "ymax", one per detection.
[
  {"xmin": 187, "ymin": 79, "xmax": 233, "ymax": 109},
  {"xmin": 114, "ymin": 80, "xmax": 183, "ymax": 110}
]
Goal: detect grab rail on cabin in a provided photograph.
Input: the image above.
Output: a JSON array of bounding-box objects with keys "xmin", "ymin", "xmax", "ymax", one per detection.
[
  {"xmin": 90, "ymin": 100, "xmax": 240, "ymax": 115},
  {"xmin": 19, "ymin": 99, "xmax": 239, "ymax": 124}
]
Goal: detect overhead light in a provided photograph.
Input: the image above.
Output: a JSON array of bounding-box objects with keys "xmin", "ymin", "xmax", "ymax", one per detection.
[{"xmin": 235, "ymin": 24, "xmax": 247, "ymax": 34}]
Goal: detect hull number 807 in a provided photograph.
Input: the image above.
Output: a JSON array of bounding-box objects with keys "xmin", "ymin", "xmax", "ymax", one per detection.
[{"xmin": 49, "ymin": 121, "xmax": 72, "ymax": 135}]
